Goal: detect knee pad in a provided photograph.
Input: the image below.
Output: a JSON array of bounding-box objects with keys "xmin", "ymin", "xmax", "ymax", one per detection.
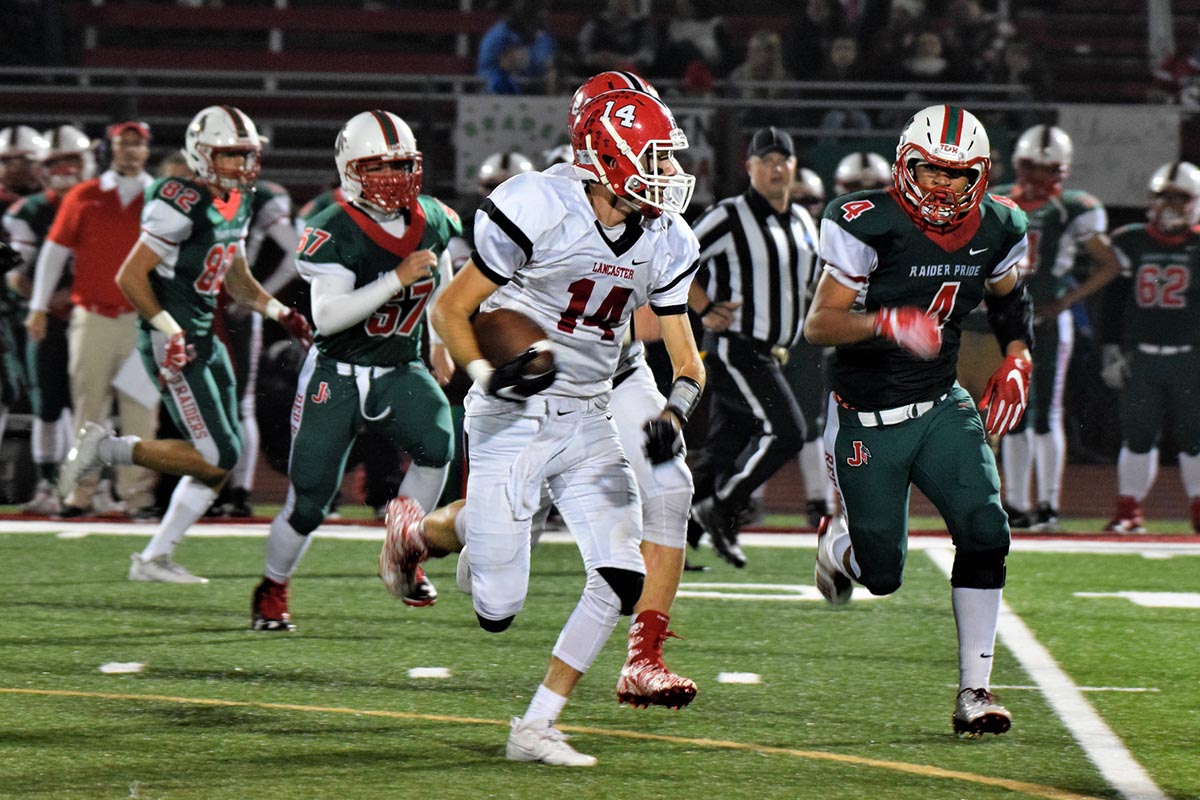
[
  {"xmin": 476, "ymin": 613, "xmax": 514, "ymax": 633},
  {"xmin": 287, "ymin": 494, "xmax": 325, "ymax": 535},
  {"xmin": 951, "ymin": 546, "xmax": 1008, "ymax": 589},
  {"xmin": 859, "ymin": 571, "xmax": 902, "ymax": 597},
  {"xmin": 597, "ymin": 566, "xmax": 644, "ymax": 616}
]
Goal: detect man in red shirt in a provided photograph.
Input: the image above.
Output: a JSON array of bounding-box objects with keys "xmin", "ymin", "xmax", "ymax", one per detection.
[{"xmin": 27, "ymin": 121, "xmax": 159, "ymax": 518}]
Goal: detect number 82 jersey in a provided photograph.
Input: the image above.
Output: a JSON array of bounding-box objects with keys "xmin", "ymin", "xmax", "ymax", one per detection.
[{"xmin": 139, "ymin": 176, "xmax": 254, "ymax": 344}]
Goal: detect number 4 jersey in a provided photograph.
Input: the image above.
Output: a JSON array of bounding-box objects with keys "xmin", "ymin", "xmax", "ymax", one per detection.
[
  {"xmin": 296, "ymin": 194, "xmax": 460, "ymax": 366},
  {"xmin": 140, "ymin": 176, "xmax": 254, "ymax": 342},
  {"xmin": 471, "ymin": 169, "xmax": 699, "ymax": 401},
  {"xmin": 820, "ymin": 189, "xmax": 1028, "ymax": 410}
]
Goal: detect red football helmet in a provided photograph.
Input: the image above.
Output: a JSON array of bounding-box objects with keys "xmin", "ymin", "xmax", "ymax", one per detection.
[
  {"xmin": 571, "ymin": 90, "xmax": 695, "ymax": 218},
  {"xmin": 568, "ymin": 71, "xmax": 660, "ymax": 132}
]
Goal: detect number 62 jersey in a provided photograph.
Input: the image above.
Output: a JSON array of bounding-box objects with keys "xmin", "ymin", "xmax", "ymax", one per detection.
[
  {"xmin": 139, "ymin": 176, "xmax": 254, "ymax": 343},
  {"xmin": 470, "ymin": 169, "xmax": 699, "ymax": 403}
]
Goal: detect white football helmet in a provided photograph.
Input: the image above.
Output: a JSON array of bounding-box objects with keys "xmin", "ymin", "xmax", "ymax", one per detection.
[
  {"xmin": 40, "ymin": 125, "xmax": 95, "ymax": 191},
  {"xmin": 183, "ymin": 105, "xmax": 262, "ymax": 191},
  {"xmin": 893, "ymin": 104, "xmax": 990, "ymax": 229},
  {"xmin": 0, "ymin": 125, "xmax": 46, "ymax": 160},
  {"xmin": 1147, "ymin": 161, "xmax": 1200, "ymax": 232},
  {"xmin": 834, "ymin": 151, "xmax": 891, "ymax": 194},
  {"xmin": 1013, "ymin": 124, "xmax": 1072, "ymax": 200},
  {"xmin": 542, "ymin": 143, "xmax": 574, "ymax": 168},
  {"xmin": 334, "ymin": 110, "xmax": 422, "ymax": 213},
  {"xmin": 791, "ymin": 167, "xmax": 825, "ymax": 212},
  {"xmin": 478, "ymin": 151, "xmax": 534, "ymax": 195}
]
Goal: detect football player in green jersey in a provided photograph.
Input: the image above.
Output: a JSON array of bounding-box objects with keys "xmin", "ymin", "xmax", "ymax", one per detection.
[
  {"xmin": 1100, "ymin": 162, "xmax": 1200, "ymax": 533},
  {"xmin": 250, "ymin": 110, "xmax": 461, "ymax": 631},
  {"xmin": 991, "ymin": 125, "xmax": 1122, "ymax": 531},
  {"xmin": 57, "ymin": 106, "xmax": 313, "ymax": 584},
  {"xmin": 804, "ymin": 104, "xmax": 1033, "ymax": 736}
]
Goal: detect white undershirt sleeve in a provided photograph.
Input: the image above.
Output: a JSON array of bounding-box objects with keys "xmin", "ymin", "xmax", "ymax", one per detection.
[
  {"xmin": 308, "ymin": 263, "xmax": 403, "ymax": 336},
  {"xmin": 30, "ymin": 240, "xmax": 73, "ymax": 312}
]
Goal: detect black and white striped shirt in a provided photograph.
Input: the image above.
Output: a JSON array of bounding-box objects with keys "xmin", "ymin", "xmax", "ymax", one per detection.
[{"xmin": 692, "ymin": 188, "xmax": 820, "ymax": 349}]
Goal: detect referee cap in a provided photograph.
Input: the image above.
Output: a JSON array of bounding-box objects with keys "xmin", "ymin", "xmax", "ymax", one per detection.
[{"xmin": 747, "ymin": 126, "xmax": 794, "ymax": 159}]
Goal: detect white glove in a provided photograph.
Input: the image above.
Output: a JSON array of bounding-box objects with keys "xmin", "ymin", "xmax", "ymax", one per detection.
[{"xmin": 1100, "ymin": 344, "xmax": 1129, "ymax": 391}]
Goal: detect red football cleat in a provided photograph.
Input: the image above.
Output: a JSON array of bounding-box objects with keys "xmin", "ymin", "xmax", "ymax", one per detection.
[
  {"xmin": 1104, "ymin": 496, "xmax": 1145, "ymax": 533},
  {"xmin": 251, "ymin": 576, "xmax": 295, "ymax": 631},
  {"xmin": 616, "ymin": 610, "xmax": 697, "ymax": 709},
  {"xmin": 379, "ymin": 496, "xmax": 436, "ymax": 606}
]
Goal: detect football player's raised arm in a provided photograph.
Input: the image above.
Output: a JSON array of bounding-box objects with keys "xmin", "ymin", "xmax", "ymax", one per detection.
[
  {"xmin": 802, "ymin": 269, "xmax": 877, "ymax": 346},
  {"xmin": 430, "ymin": 259, "xmax": 500, "ymax": 377}
]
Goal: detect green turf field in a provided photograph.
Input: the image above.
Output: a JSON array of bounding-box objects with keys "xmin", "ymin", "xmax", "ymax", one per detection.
[{"xmin": 0, "ymin": 526, "xmax": 1195, "ymax": 799}]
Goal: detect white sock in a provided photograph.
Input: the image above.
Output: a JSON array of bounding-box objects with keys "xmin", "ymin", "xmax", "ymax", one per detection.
[
  {"xmin": 799, "ymin": 443, "xmax": 828, "ymax": 502},
  {"xmin": 31, "ymin": 417, "xmax": 54, "ymax": 464},
  {"xmin": 1034, "ymin": 430, "xmax": 1066, "ymax": 508},
  {"xmin": 522, "ymin": 683, "xmax": 568, "ymax": 727},
  {"xmin": 98, "ymin": 435, "xmax": 140, "ymax": 466},
  {"xmin": 398, "ymin": 463, "xmax": 449, "ymax": 515},
  {"xmin": 952, "ymin": 586, "xmax": 1001, "ymax": 691},
  {"xmin": 264, "ymin": 510, "xmax": 314, "ymax": 582},
  {"xmin": 1179, "ymin": 452, "xmax": 1200, "ymax": 497},
  {"xmin": 827, "ymin": 517, "xmax": 861, "ymax": 579},
  {"xmin": 141, "ymin": 477, "xmax": 218, "ymax": 561},
  {"xmin": 1002, "ymin": 430, "xmax": 1033, "ymax": 509},
  {"xmin": 230, "ymin": 413, "xmax": 259, "ymax": 492},
  {"xmin": 56, "ymin": 408, "xmax": 73, "ymax": 460},
  {"xmin": 1117, "ymin": 448, "xmax": 1157, "ymax": 500}
]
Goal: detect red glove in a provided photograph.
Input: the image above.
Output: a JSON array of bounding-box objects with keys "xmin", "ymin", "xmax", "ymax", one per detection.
[
  {"xmin": 277, "ymin": 306, "xmax": 313, "ymax": 350},
  {"xmin": 978, "ymin": 355, "xmax": 1032, "ymax": 436},
  {"xmin": 874, "ymin": 307, "xmax": 942, "ymax": 360},
  {"xmin": 160, "ymin": 331, "xmax": 196, "ymax": 383}
]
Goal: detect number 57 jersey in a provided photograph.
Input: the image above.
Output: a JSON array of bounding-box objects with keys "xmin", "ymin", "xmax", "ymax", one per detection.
[
  {"xmin": 471, "ymin": 170, "xmax": 699, "ymax": 402},
  {"xmin": 139, "ymin": 176, "xmax": 254, "ymax": 344}
]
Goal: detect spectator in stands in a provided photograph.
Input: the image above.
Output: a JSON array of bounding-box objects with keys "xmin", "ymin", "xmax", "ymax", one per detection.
[
  {"xmin": 900, "ymin": 31, "xmax": 948, "ymax": 82},
  {"xmin": 28, "ymin": 121, "xmax": 159, "ymax": 519},
  {"xmin": 817, "ymin": 35, "xmax": 872, "ymax": 135},
  {"xmin": 782, "ymin": 0, "xmax": 845, "ymax": 80},
  {"xmin": 577, "ymin": 0, "xmax": 657, "ymax": 76},
  {"xmin": 653, "ymin": 0, "xmax": 731, "ymax": 79},
  {"xmin": 729, "ymin": 30, "xmax": 791, "ymax": 100},
  {"xmin": 477, "ymin": 0, "xmax": 558, "ymax": 95},
  {"xmin": 939, "ymin": 0, "xmax": 1010, "ymax": 84}
]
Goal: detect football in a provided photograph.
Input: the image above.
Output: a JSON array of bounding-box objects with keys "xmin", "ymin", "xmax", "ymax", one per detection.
[{"xmin": 472, "ymin": 308, "xmax": 554, "ymax": 373}]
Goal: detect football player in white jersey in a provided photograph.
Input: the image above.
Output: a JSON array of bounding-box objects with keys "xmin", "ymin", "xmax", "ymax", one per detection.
[{"xmin": 379, "ymin": 89, "xmax": 705, "ymax": 766}]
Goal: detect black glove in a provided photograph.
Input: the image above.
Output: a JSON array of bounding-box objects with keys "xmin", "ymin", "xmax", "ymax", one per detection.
[
  {"xmin": 488, "ymin": 347, "xmax": 556, "ymax": 402},
  {"xmin": 642, "ymin": 413, "xmax": 683, "ymax": 464}
]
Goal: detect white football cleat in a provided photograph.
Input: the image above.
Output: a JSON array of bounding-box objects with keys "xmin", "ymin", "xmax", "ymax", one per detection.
[
  {"xmin": 814, "ymin": 515, "xmax": 854, "ymax": 606},
  {"xmin": 379, "ymin": 496, "xmax": 435, "ymax": 605},
  {"xmin": 128, "ymin": 553, "xmax": 209, "ymax": 584},
  {"xmin": 953, "ymin": 687, "xmax": 1012, "ymax": 736},
  {"xmin": 23, "ymin": 480, "xmax": 61, "ymax": 515},
  {"xmin": 505, "ymin": 716, "xmax": 597, "ymax": 767},
  {"xmin": 57, "ymin": 422, "xmax": 107, "ymax": 500}
]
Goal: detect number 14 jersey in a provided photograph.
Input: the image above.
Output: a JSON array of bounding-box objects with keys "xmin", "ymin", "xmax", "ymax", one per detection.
[{"xmin": 471, "ymin": 170, "xmax": 699, "ymax": 401}]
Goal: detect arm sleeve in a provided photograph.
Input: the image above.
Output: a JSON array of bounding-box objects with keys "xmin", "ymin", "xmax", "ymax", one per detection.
[
  {"xmin": 2, "ymin": 215, "xmax": 38, "ymax": 271},
  {"xmin": 258, "ymin": 219, "xmax": 300, "ymax": 295},
  {"xmin": 819, "ymin": 219, "xmax": 877, "ymax": 290},
  {"xmin": 30, "ymin": 240, "xmax": 73, "ymax": 312},
  {"xmin": 304, "ymin": 259, "xmax": 403, "ymax": 336},
  {"xmin": 140, "ymin": 198, "xmax": 194, "ymax": 265},
  {"xmin": 987, "ymin": 233, "xmax": 1029, "ymax": 286},
  {"xmin": 426, "ymin": 249, "xmax": 454, "ymax": 346},
  {"xmin": 649, "ymin": 218, "xmax": 702, "ymax": 315},
  {"xmin": 471, "ymin": 173, "xmax": 554, "ymax": 285},
  {"xmin": 1068, "ymin": 205, "xmax": 1108, "ymax": 241}
]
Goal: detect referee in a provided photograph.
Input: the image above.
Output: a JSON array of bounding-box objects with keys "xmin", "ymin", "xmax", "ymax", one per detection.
[{"xmin": 687, "ymin": 126, "xmax": 819, "ymax": 566}]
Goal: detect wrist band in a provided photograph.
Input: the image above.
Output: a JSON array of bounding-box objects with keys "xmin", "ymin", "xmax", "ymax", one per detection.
[
  {"xmin": 466, "ymin": 359, "xmax": 494, "ymax": 385},
  {"xmin": 265, "ymin": 298, "xmax": 286, "ymax": 321},
  {"xmin": 149, "ymin": 310, "xmax": 183, "ymax": 336},
  {"xmin": 698, "ymin": 301, "xmax": 715, "ymax": 317},
  {"xmin": 665, "ymin": 375, "xmax": 703, "ymax": 426}
]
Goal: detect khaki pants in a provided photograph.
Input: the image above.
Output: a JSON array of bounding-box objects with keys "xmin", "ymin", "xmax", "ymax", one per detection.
[{"xmin": 66, "ymin": 307, "xmax": 158, "ymax": 509}]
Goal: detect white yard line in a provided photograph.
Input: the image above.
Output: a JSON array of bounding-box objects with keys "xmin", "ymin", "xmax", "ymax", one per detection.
[{"xmin": 926, "ymin": 547, "xmax": 1168, "ymax": 800}]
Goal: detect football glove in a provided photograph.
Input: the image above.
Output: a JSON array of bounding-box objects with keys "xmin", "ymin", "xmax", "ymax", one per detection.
[
  {"xmin": 643, "ymin": 412, "xmax": 684, "ymax": 464},
  {"xmin": 1100, "ymin": 344, "xmax": 1129, "ymax": 391},
  {"xmin": 487, "ymin": 347, "xmax": 556, "ymax": 402},
  {"xmin": 277, "ymin": 306, "xmax": 314, "ymax": 350},
  {"xmin": 874, "ymin": 306, "xmax": 942, "ymax": 360},
  {"xmin": 978, "ymin": 354, "xmax": 1032, "ymax": 437},
  {"xmin": 159, "ymin": 331, "xmax": 196, "ymax": 383}
]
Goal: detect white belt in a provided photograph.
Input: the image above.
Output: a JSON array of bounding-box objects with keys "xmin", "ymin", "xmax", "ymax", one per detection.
[
  {"xmin": 850, "ymin": 393, "xmax": 947, "ymax": 428},
  {"xmin": 1137, "ymin": 343, "xmax": 1193, "ymax": 356},
  {"xmin": 332, "ymin": 359, "xmax": 396, "ymax": 421}
]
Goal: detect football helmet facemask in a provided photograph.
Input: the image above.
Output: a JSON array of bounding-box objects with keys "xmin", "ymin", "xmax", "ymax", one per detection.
[
  {"xmin": 1013, "ymin": 124, "xmax": 1072, "ymax": 201},
  {"xmin": 1147, "ymin": 161, "xmax": 1200, "ymax": 233},
  {"xmin": 335, "ymin": 110, "xmax": 422, "ymax": 213},
  {"xmin": 184, "ymin": 105, "xmax": 262, "ymax": 192},
  {"xmin": 568, "ymin": 71, "xmax": 660, "ymax": 132},
  {"xmin": 40, "ymin": 125, "xmax": 95, "ymax": 191},
  {"xmin": 893, "ymin": 104, "xmax": 990, "ymax": 230},
  {"xmin": 572, "ymin": 90, "xmax": 695, "ymax": 218},
  {"xmin": 834, "ymin": 151, "xmax": 891, "ymax": 194}
]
